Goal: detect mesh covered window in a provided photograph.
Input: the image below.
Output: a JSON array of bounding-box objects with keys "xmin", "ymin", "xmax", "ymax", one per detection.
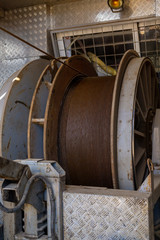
[
  {"xmin": 138, "ymin": 22, "xmax": 160, "ymax": 74},
  {"xmin": 62, "ymin": 29, "xmax": 134, "ymax": 71},
  {"xmin": 51, "ymin": 18, "xmax": 160, "ymax": 78}
]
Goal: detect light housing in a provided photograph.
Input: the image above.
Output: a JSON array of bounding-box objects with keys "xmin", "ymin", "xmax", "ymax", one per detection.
[{"xmin": 108, "ymin": 0, "xmax": 124, "ymax": 12}]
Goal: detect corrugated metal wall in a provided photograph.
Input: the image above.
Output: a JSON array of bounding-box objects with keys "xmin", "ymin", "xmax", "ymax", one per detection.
[{"xmin": 0, "ymin": 0, "xmax": 160, "ymax": 86}]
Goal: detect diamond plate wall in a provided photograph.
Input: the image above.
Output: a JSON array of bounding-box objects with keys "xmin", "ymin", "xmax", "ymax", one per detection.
[
  {"xmin": 63, "ymin": 187, "xmax": 153, "ymax": 240},
  {"xmin": 0, "ymin": 4, "xmax": 49, "ymax": 59},
  {"xmin": 0, "ymin": 0, "xmax": 159, "ymax": 85},
  {"xmin": 156, "ymin": 0, "xmax": 160, "ymax": 16},
  {"xmin": 0, "ymin": 4, "xmax": 50, "ymax": 86},
  {"xmin": 50, "ymin": 0, "xmax": 155, "ymax": 29}
]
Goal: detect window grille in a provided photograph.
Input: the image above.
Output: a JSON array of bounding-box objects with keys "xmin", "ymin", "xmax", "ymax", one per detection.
[
  {"xmin": 63, "ymin": 29, "xmax": 134, "ymax": 71},
  {"xmin": 138, "ymin": 21, "xmax": 160, "ymax": 75},
  {"xmin": 51, "ymin": 18, "xmax": 160, "ymax": 79}
]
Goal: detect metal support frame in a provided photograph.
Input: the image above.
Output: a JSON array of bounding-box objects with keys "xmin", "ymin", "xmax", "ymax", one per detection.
[
  {"xmin": 63, "ymin": 171, "xmax": 160, "ymax": 239},
  {"xmin": 62, "ymin": 108, "xmax": 160, "ymax": 239},
  {"xmin": 1, "ymin": 158, "xmax": 160, "ymax": 239},
  {"xmin": 2, "ymin": 159, "xmax": 65, "ymax": 240}
]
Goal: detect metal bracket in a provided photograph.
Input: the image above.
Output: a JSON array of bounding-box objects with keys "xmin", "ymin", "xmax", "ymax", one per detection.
[{"xmin": 2, "ymin": 159, "xmax": 65, "ymax": 240}]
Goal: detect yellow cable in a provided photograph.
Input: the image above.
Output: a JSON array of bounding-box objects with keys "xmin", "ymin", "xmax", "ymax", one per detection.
[{"xmin": 87, "ymin": 52, "xmax": 116, "ymax": 76}]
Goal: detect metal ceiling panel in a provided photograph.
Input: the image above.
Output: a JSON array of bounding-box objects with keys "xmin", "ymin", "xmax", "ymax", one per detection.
[{"xmin": 0, "ymin": 0, "xmax": 79, "ymax": 10}]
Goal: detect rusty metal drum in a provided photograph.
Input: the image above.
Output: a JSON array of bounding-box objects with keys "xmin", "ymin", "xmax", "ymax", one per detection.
[
  {"xmin": 44, "ymin": 51, "xmax": 159, "ymax": 190},
  {"xmin": 0, "ymin": 50, "xmax": 158, "ymax": 190}
]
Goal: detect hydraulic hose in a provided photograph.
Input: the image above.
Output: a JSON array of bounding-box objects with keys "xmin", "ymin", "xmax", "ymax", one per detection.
[{"xmin": 0, "ymin": 174, "xmax": 55, "ymax": 238}]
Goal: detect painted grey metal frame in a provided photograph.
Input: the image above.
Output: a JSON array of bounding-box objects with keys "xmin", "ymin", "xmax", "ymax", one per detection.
[
  {"xmin": 3, "ymin": 159, "xmax": 65, "ymax": 240},
  {"xmin": 50, "ymin": 16, "xmax": 160, "ymax": 72},
  {"xmin": 0, "ymin": 59, "xmax": 49, "ymax": 160},
  {"xmin": 2, "ymin": 158, "xmax": 160, "ymax": 240}
]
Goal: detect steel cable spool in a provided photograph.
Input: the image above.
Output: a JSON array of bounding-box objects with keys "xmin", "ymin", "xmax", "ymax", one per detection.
[
  {"xmin": 0, "ymin": 24, "xmax": 159, "ymax": 190},
  {"xmin": 0, "ymin": 50, "xmax": 158, "ymax": 189},
  {"xmin": 58, "ymin": 75, "xmax": 115, "ymax": 188},
  {"xmin": 42, "ymin": 50, "xmax": 159, "ymax": 190},
  {"xmin": 1, "ymin": 50, "xmax": 157, "ymax": 190}
]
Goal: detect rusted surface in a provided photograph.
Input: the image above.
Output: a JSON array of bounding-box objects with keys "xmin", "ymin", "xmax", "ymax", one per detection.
[
  {"xmin": 0, "ymin": 157, "xmax": 28, "ymax": 181},
  {"xmin": 44, "ymin": 55, "xmax": 116, "ymax": 187},
  {"xmin": 44, "ymin": 56, "xmax": 97, "ymax": 161},
  {"xmin": 138, "ymin": 159, "xmax": 153, "ymax": 193},
  {"xmin": 59, "ymin": 76, "xmax": 115, "ymax": 187},
  {"xmin": 43, "ymin": 51, "xmax": 159, "ymax": 189}
]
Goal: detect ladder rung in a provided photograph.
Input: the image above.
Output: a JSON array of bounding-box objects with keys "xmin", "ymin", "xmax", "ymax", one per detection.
[{"xmin": 32, "ymin": 118, "xmax": 44, "ymax": 125}]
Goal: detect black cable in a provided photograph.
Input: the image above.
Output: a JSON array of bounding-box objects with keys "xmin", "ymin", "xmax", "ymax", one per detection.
[{"xmin": 0, "ymin": 174, "xmax": 55, "ymax": 238}]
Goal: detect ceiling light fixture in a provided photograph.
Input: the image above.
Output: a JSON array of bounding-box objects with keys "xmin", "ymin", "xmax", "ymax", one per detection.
[{"xmin": 108, "ymin": 0, "xmax": 124, "ymax": 12}]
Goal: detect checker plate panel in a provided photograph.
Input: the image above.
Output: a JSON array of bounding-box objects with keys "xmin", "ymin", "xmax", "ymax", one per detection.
[{"xmin": 63, "ymin": 188, "xmax": 153, "ymax": 240}]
